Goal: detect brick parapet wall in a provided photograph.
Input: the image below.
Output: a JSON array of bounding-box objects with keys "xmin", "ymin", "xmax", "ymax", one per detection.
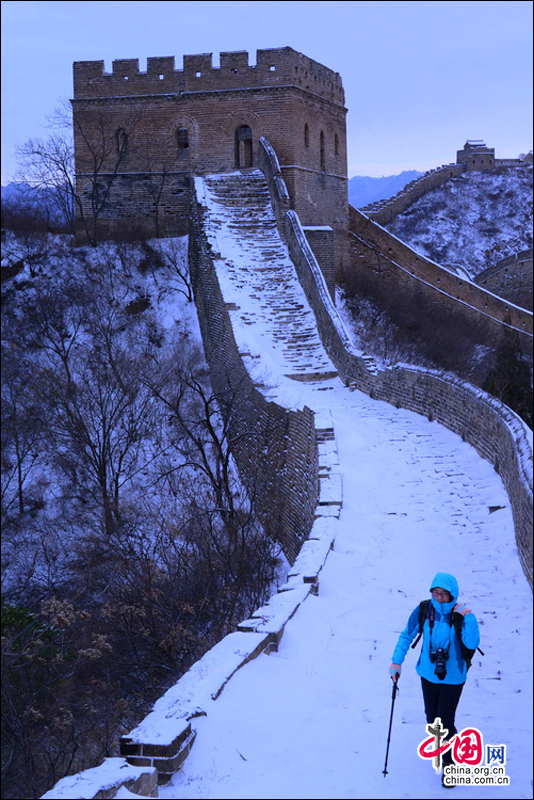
[
  {"xmin": 264, "ymin": 165, "xmax": 532, "ymax": 589},
  {"xmin": 188, "ymin": 186, "xmax": 319, "ymax": 563},
  {"xmin": 361, "ymin": 164, "xmax": 466, "ymax": 225},
  {"xmin": 257, "ymin": 136, "xmax": 291, "ymax": 240},
  {"xmin": 40, "ymin": 758, "xmax": 158, "ymax": 799},
  {"xmin": 495, "ymin": 159, "xmax": 524, "ymax": 167},
  {"xmin": 303, "ymin": 227, "xmax": 335, "ymax": 299},
  {"xmin": 474, "ymin": 250, "xmax": 533, "ymax": 311},
  {"xmin": 348, "ymin": 207, "xmax": 533, "ymax": 345},
  {"xmin": 258, "ymin": 136, "xmax": 336, "ymax": 296},
  {"xmin": 73, "ymin": 48, "xmax": 344, "ymax": 105}
]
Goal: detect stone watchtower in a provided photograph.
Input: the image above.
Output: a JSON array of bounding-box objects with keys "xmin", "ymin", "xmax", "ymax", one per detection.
[
  {"xmin": 456, "ymin": 139, "xmax": 496, "ymax": 170},
  {"xmin": 72, "ymin": 46, "xmax": 349, "ymax": 274}
]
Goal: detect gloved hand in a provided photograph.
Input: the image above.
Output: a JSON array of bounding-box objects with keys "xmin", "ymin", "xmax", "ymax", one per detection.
[
  {"xmin": 453, "ymin": 603, "xmax": 472, "ymax": 616},
  {"xmin": 389, "ymin": 663, "xmax": 401, "ymax": 682}
]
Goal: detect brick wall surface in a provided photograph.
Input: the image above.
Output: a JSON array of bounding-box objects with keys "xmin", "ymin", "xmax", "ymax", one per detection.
[
  {"xmin": 474, "ymin": 251, "xmax": 533, "ymax": 311},
  {"xmin": 189, "ymin": 188, "xmax": 319, "ymax": 563},
  {"xmin": 346, "ymin": 206, "xmax": 533, "ymax": 357}
]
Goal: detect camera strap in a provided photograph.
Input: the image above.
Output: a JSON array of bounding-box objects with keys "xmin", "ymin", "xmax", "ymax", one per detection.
[
  {"xmin": 411, "ymin": 599, "xmax": 432, "ymax": 649},
  {"xmin": 411, "ymin": 600, "xmax": 449, "ymax": 656},
  {"xmin": 428, "ymin": 603, "xmax": 446, "ymax": 657}
]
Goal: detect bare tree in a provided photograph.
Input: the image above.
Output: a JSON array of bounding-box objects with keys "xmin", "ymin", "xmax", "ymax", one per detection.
[
  {"xmin": 72, "ymin": 109, "xmax": 138, "ymax": 245},
  {"xmin": 146, "ymin": 352, "xmax": 282, "ymax": 632},
  {"xmin": 43, "ymin": 336, "xmax": 158, "ymax": 535},
  {"xmin": 150, "ymin": 237, "xmax": 193, "ymax": 302},
  {"xmin": 15, "ymin": 133, "xmax": 77, "ymax": 233},
  {"xmin": 16, "ymin": 101, "xmax": 138, "ymax": 246},
  {"xmin": 1, "ymin": 349, "xmax": 45, "ymax": 516},
  {"xmin": 140, "ymin": 138, "xmax": 185, "ymax": 239}
]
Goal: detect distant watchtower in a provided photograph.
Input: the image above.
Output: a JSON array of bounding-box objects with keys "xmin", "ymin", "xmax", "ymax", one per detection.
[
  {"xmin": 456, "ymin": 140, "xmax": 496, "ymax": 170},
  {"xmin": 71, "ymin": 46, "xmax": 348, "ymax": 273}
]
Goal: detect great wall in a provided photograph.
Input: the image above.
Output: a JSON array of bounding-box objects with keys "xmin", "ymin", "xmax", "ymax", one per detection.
[
  {"xmin": 359, "ymin": 140, "xmax": 532, "ymax": 227},
  {"xmin": 42, "ymin": 48, "xmax": 533, "ymax": 798}
]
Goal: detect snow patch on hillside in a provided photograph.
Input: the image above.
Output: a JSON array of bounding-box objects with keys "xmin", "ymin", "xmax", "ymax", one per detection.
[{"xmin": 387, "ymin": 167, "xmax": 533, "ymax": 276}]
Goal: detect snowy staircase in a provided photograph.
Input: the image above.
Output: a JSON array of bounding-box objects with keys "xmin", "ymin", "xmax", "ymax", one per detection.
[{"xmin": 200, "ymin": 171, "xmax": 338, "ymax": 384}]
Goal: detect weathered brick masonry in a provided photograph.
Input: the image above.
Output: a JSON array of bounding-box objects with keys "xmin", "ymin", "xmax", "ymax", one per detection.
[
  {"xmin": 474, "ymin": 250, "xmax": 533, "ymax": 311},
  {"xmin": 188, "ymin": 185, "xmax": 319, "ymax": 563},
  {"xmin": 345, "ymin": 206, "xmax": 533, "ymax": 364},
  {"xmin": 72, "ymin": 47, "xmax": 348, "ymax": 283}
]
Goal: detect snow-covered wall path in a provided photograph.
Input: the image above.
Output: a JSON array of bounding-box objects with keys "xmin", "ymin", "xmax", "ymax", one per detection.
[
  {"xmin": 159, "ymin": 380, "xmax": 532, "ymax": 800},
  {"xmin": 41, "ymin": 161, "xmax": 532, "ymax": 799}
]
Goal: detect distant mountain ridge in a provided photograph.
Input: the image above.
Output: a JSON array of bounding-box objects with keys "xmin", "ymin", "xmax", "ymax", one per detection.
[
  {"xmin": 348, "ymin": 170, "xmax": 422, "ymax": 208},
  {"xmin": 1, "ymin": 181, "xmax": 72, "ymax": 225}
]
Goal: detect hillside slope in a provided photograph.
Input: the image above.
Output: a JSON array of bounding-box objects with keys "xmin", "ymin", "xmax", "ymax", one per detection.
[{"xmin": 386, "ymin": 166, "xmax": 533, "ymax": 276}]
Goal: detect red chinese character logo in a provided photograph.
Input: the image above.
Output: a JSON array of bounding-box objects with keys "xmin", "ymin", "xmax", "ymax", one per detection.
[
  {"xmin": 452, "ymin": 728, "xmax": 484, "ymax": 765},
  {"xmin": 418, "ymin": 736, "xmax": 451, "ymax": 760}
]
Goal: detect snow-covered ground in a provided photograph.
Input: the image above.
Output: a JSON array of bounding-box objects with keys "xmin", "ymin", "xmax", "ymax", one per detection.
[
  {"xmin": 156, "ymin": 376, "xmax": 532, "ymax": 800},
  {"xmin": 153, "ymin": 173, "xmax": 532, "ymax": 799}
]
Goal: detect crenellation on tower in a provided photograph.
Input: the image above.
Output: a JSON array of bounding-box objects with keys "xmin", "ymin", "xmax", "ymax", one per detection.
[
  {"xmin": 73, "ymin": 47, "xmax": 345, "ymax": 102},
  {"xmin": 146, "ymin": 55, "xmax": 176, "ymax": 75},
  {"xmin": 220, "ymin": 50, "xmax": 249, "ymax": 71}
]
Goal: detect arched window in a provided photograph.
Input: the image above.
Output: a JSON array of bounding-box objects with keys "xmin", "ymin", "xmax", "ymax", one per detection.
[
  {"xmin": 304, "ymin": 123, "xmax": 310, "ymax": 148},
  {"xmin": 320, "ymin": 130, "xmax": 325, "ymax": 170},
  {"xmin": 335, "ymin": 133, "xmax": 339, "ymax": 157},
  {"xmin": 115, "ymin": 128, "xmax": 129, "ymax": 155},
  {"xmin": 177, "ymin": 128, "xmax": 189, "ymax": 150},
  {"xmin": 235, "ymin": 125, "xmax": 253, "ymax": 168}
]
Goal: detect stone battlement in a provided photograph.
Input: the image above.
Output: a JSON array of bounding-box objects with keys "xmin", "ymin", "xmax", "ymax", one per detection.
[{"xmin": 73, "ymin": 47, "xmax": 344, "ymax": 104}]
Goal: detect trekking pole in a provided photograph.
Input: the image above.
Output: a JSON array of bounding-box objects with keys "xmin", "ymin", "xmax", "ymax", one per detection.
[{"xmin": 382, "ymin": 678, "xmax": 399, "ymax": 776}]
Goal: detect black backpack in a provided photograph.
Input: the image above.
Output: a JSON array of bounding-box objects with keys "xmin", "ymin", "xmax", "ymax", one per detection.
[{"xmin": 411, "ymin": 599, "xmax": 484, "ymax": 670}]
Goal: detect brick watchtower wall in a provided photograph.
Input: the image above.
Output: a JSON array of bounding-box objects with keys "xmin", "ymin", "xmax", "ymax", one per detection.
[
  {"xmin": 72, "ymin": 47, "xmax": 348, "ymax": 278},
  {"xmin": 456, "ymin": 140, "xmax": 496, "ymax": 171}
]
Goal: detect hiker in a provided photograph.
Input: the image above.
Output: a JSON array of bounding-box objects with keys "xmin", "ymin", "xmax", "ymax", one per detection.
[{"xmin": 389, "ymin": 573, "xmax": 480, "ymax": 782}]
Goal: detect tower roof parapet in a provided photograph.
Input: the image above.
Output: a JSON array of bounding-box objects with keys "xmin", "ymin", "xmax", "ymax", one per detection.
[{"xmin": 73, "ymin": 47, "xmax": 345, "ymax": 105}]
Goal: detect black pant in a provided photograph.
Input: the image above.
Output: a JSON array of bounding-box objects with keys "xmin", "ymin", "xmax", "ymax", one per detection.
[{"xmin": 421, "ymin": 678, "xmax": 464, "ymax": 765}]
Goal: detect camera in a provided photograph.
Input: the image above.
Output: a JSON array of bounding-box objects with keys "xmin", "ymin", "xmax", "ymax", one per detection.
[{"xmin": 430, "ymin": 647, "xmax": 449, "ymax": 680}]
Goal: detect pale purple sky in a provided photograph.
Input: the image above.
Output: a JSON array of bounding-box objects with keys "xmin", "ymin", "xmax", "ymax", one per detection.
[{"xmin": 1, "ymin": 0, "xmax": 532, "ymax": 181}]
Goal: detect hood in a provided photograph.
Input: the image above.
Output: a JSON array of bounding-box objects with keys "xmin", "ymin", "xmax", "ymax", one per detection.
[{"xmin": 430, "ymin": 572, "xmax": 459, "ymax": 601}]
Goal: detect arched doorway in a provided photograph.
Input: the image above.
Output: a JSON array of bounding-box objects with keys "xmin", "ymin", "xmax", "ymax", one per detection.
[{"xmin": 235, "ymin": 125, "xmax": 253, "ymax": 168}]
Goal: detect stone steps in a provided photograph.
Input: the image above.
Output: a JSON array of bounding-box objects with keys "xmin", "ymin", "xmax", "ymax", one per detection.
[{"xmin": 202, "ymin": 171, "xmax": 337, "ymax": 381}]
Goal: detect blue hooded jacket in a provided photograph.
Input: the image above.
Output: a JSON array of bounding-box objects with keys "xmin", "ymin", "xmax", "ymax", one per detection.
[{"xmin": 391, "ymin": 573, "xmax": 480, "ymax": 685}]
